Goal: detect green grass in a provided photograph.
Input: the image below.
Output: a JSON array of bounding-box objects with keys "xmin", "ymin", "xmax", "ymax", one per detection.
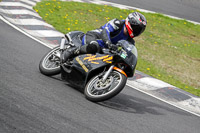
[{"xmin": 34, "ymin": 0, "xmax": 200, "ymax": 96}]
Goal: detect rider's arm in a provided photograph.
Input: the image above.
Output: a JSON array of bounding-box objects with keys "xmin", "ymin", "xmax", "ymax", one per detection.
[{"xmin": 101, "ymin": 19, "xmax": 124, "ymax": 46}]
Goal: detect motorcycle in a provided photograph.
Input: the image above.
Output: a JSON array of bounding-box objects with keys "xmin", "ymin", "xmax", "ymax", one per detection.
[{"xmin": 39, "ymin": 31, "xmax": 138, "ymax": 102}]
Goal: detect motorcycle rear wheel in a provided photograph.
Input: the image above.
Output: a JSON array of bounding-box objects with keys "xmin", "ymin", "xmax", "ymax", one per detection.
[
  {"xmin": 84, "ymin": 70, "xmax": 127, "ymax": 102},
  {"xmin": 39, "ymin": 46, "xmax": 61, "ymax": 76}
]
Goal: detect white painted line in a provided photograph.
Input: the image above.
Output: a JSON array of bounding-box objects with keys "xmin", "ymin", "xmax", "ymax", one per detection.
[
  {"xmin": 0, "ymin": 9, "xmax": 41, "ymax": 18},
  {"xmin": 127, "ymin": 80, "xmax": 161, "ymax": 91},
  {"xmin": 0, "ymin": 2, "xmax": 33, "ymax": 10},
  {"xmin": 20, "ymin": 0, "xmax": 36, "ymax": 6},
  {"xmin": 128, "ymin": 77, "xmax": 174, "ymax": 90},
  {"xmin": 127, "ymin": 78, "xmax": 198, "ymax": 98},
  {"xmin": 24, "ymin": 29, "xmax": 64, "ymax": 37},
  {"xmin": 32, "ymin": 0, "xmax": 41, "ymax": 2},
  {"xmin": 93, "ymin": 0, "xmax": 200, "ymax": 25},
  {"xmin": 91, "ymin": 0, "xmax": 156, "ymax": 13},
  {"xmin": 61, "ymin": 0, "xmax": 84, "ymax": 2},
  {"xmin": 4, "ymin": 17, "xmax": 53, "ymax": 27},
  {"xmin": 60, "ymin": 0, "xmax": 200, "ymax": 24},
  {"xmin": 70, "ymin": 0, "xmax": 200, "ymax": 24},
  {"xmin": 163, "ymin": 14, "xmax": 200, "ymax": 25},
  {"xmin": 90, "ymin": 1, "xmax": 128, "ymax": 9},
  {"xmin": 0, "ymin": 15, "xmax": 53, "ymax": 49},
  {"xmin": 126, "ymin": 83, "xmax": 200, "ymax": 117},
  {"xmin": 178, "ymin": 98, "xmax": 200, "ymax": 112}
]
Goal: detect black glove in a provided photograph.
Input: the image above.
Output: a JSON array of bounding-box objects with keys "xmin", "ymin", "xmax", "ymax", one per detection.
[
  {"xmin": 108, "ymin": 44, "xmax": 118, "ymax": 51},
  {"xmin": 105, "ymin": 41, "xmax": 115, "ymax": 50},
  {"xmin": 106, "ymin": 41, "xmax": 122, "ymax": 52}
]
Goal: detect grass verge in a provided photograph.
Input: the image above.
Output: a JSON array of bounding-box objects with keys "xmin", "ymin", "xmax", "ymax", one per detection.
[{"xmin": 34, "ymin": 0, "xmax": 200, "ymax": 96}]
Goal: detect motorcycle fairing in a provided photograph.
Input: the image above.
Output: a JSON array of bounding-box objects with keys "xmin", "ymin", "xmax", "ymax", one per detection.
[
  {"xmin": 113, "ymin": 40, "xmax": 138, "ymax": 77},
  {"xmin": 62, "ymin": 53, "xmax": 113, "ymax": 89}
]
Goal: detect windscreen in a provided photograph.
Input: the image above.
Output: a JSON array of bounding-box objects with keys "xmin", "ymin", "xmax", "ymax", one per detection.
[{"xmin": 116, "ymin": 40, "xmax": 138, "ymax": 76}]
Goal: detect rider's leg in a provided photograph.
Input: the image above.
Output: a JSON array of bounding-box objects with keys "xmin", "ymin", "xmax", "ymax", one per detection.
[
  {"xmin": 82, "ymin": 32, "xmax": 101, "ymax": 54},
  {"xmin": 62, "ymin": 33, "xmax": 100, "ymax": 62}
]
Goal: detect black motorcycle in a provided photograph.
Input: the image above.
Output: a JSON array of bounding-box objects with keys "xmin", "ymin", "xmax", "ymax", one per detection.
[{"xmin": 39, "ymin": 31, "xmax": 138, "ymax": 102}]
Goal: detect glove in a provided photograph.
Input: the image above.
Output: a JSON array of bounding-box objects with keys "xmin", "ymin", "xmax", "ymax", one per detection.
[
  {"xmin": 106, "ymin": 41, "xmax": 122, "ymax": 52},
  {"xmin": 108, "ymin": 44, "xmax": 122, "ymax": 52},
  {"xmin": 108, "ymin": 44, "xmax": 117, "ymax": 51}
]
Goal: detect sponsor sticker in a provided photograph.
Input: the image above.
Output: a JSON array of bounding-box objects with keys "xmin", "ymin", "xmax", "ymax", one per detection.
[{"xmin": 121, "ymin": 53, "xmax": 127, "ymax": 59}]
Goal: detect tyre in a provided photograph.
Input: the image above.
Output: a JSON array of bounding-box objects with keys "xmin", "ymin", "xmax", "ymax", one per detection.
[
  {"xmin": 39, "ymin": 46, "xmax": 61, "ymax": 76},
  {"xmin": 84, "ymin": 70, "xmax": 127, "ymax": 102}
]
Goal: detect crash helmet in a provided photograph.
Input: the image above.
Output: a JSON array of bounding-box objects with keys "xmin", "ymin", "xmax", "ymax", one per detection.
[{"xmin": 125, "ymin": 12, "xmax": 147, "ymax": 38}]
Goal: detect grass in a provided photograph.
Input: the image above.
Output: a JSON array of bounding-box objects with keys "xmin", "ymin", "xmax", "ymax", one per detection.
[{"xmin": 34, "ymin": 0, "xmax": 200, "ymax": 96}]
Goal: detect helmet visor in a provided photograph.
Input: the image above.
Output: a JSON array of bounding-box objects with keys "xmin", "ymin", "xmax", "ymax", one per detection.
[{"xmin": 132, "ymin": 24, "xmax": 145, "ymax": 37}]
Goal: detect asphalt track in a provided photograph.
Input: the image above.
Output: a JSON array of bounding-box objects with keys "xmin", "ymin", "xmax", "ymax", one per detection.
[
  {"xmin": 1, "ymin": 19, "xmax": 200, "ymax": 133},
  {"xmin": 102, "ymin": 0, "xmax": 200, "ymax": 23}
]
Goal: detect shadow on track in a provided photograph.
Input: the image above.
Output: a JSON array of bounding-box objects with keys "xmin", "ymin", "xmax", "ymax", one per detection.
[
  {"xmin": 46, "ymin": 75, "xmax": 191, "ymax": 116},
  {"xmin": 98, "ymin": 92, "xmax": 191, "ymax": 116}
]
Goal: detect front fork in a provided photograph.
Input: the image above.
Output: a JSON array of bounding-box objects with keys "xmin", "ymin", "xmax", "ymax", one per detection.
[
  {"xmin": 102, "ymin": 65, "xmax": 128, "ymax": 83},
  {"xmin": 102, "ymin": 65, "xmax": 114, "ymax": 83},
  {"xmin": 59, "ymin": 37, "xmax": 66, "ymax": 63},
  {"xmin": 60, "ymin": 37, "xmax": 66, "ymax": 51}
]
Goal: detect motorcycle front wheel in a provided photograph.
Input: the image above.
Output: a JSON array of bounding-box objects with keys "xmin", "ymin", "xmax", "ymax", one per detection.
[
  {"xmin": 39, "ymin": 46, "xmax": 61, "ymax": 76},
  {"xmin": 84, "ymin": 70, "xmax": 127, "ymax": 102}
]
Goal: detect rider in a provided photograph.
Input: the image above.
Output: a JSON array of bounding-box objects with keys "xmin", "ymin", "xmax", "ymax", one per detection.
[{"xmin": 62, "ymin": 12, "xmax": 147, "ymax": 62}]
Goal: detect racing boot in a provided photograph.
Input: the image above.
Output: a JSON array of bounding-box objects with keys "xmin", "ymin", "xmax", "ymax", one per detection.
[{"xmin": 62, "ymin": 46, "xmax": 81, "ymax": 63}]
